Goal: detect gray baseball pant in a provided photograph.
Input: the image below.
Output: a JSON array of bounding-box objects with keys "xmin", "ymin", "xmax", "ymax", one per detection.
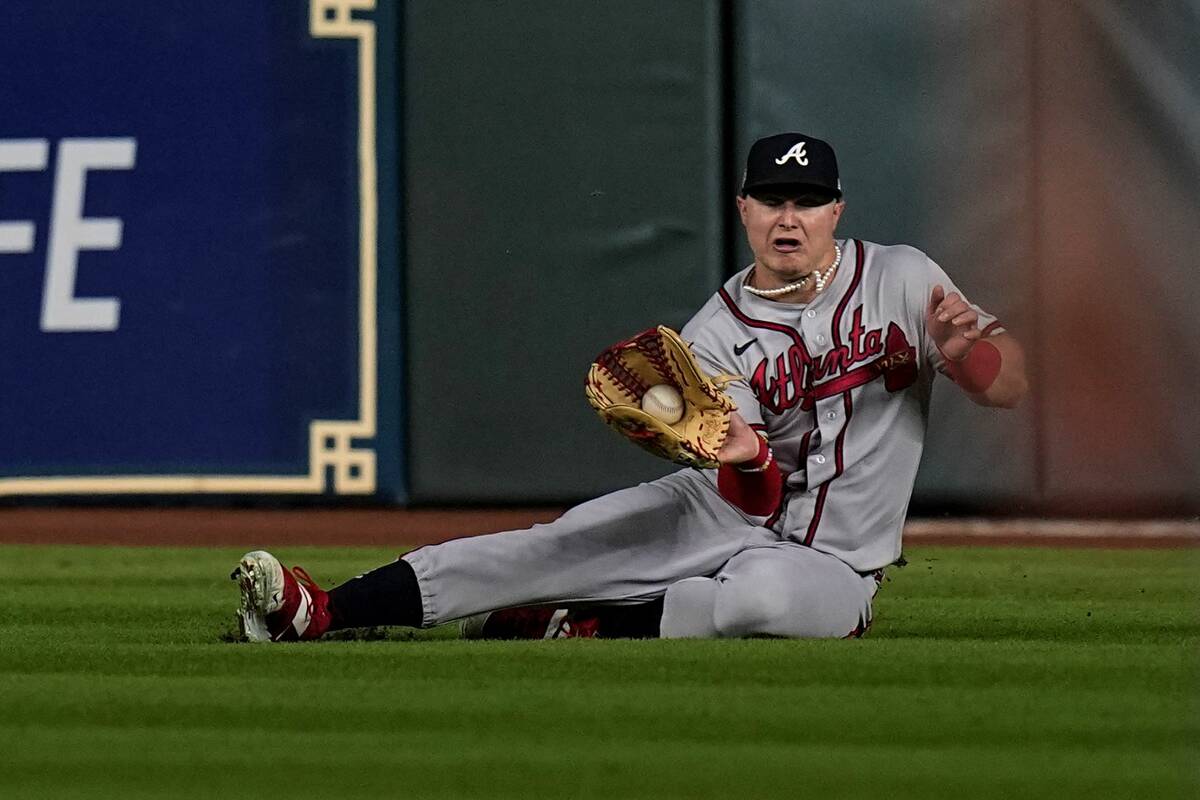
[{"xmin": 402, "ymin": 469, "xmax": 878, "ymax": 639}]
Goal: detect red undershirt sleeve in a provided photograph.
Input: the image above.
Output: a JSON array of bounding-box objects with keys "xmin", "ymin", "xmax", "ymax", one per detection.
[{"xmin": 716, "ymin": 434, "xmax": 783, "ymax": 516}]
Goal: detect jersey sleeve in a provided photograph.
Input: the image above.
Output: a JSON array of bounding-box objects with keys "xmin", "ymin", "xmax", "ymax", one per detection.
[
  {"xmin": 915, "ymin": 257, "xmax": 1007, "ymax": 373},
  {"xmin": 681, "ymin": 308, "xmax": 766, "ymax": 430}
]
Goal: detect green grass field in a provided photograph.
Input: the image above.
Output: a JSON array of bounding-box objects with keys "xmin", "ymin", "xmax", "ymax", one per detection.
[{"xmin": 1, "ymin": 544, "xmax": 1196, "ymax": 799}]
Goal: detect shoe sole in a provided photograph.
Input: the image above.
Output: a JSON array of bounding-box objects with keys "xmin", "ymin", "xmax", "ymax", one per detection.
[{"xmin": 231, "ymin": 551, "xmax": 285, "ymax": 643}]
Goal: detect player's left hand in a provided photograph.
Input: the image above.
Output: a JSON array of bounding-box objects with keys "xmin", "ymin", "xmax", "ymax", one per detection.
[{"xmin": 925, "ymin": 284, "xmax": 981, "ymax": 362}]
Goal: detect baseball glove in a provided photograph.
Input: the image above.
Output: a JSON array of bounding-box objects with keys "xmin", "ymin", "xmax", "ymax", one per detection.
[{"xmin": 585, "ymin": 326, "xmax": 740, "ymax": 469}]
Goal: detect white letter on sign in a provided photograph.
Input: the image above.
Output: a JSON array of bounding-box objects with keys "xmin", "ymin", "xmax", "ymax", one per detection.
[
  {"xmin": 42, "ymin": 137, "xmax": 137, "ymax": 332},
  {"xmin": 0, "ymin": 139, "xmax": 49, "ymax": 254}
]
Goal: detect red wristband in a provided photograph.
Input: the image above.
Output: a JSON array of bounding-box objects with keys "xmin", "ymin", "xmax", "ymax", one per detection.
[
  {"xmin": 735, "ymin": 434, "xmax": 772, "ymax": 472},
  {"xmin": 944, "ymin": 340, "xmax": 1001, "ymax": 394}
]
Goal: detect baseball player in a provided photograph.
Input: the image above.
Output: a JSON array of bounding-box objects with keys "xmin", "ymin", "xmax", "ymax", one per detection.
[{"xmin": 233, "ymin": 132, "xmax": 1028, "ymax": 642}]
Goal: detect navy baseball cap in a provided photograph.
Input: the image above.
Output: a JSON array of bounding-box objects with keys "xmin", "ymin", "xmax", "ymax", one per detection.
[{"xmin": 740, "ymin": 133, "xmax": 842, "ymax": 200}]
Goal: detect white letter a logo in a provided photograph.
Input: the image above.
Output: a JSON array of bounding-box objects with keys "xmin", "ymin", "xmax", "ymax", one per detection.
[{"xmin": 775, "ymin": 142, "xmax": 808, "ymax": 166}]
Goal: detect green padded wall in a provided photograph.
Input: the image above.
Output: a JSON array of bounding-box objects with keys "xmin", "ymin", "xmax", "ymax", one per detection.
[
  {"xmin": 402, "ymin": 0, "xmax": 1199, "ymax": 512},
  {"xmin": 404, "ymin": 1, "xmax": 724, "ymax": 501}
]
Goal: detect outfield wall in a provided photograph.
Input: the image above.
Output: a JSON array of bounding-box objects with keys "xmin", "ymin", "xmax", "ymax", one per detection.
[{"xmin": 1, "ymin": 1, "xmax": 1196, "ymax": 514}]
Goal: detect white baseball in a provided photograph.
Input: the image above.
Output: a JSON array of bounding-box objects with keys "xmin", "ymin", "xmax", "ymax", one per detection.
[{"xmin": 641, "ymin": 384, "xmax": 685, "ymax": 425}]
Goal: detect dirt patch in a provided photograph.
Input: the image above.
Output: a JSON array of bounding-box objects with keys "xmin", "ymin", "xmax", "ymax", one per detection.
[
  {"xmin": 0, "ymin": 508, "xmax": 1194, "ymax": 548},
  {"xmin": 0, "ymin": 508, "xmax": 561, "ymax": 547},
  {"xmin": 901, "ymin": 518, "xmax": 1199, "ymax": 549}
]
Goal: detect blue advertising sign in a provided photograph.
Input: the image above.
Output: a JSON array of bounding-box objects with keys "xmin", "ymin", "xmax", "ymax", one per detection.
[{"xmin": 0, "ymin": 1, "xmax": 400, "ymax": 498}]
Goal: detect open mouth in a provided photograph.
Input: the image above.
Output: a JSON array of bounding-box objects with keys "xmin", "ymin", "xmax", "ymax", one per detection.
[{"xmin": 772, "ymin": 237, "xmax": 801, "ymax": 253}]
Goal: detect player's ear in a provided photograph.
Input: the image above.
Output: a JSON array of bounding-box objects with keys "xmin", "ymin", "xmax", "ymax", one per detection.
[{"xmin": 736, "ymin": 194, "xmax": 749, "ymax": 224}]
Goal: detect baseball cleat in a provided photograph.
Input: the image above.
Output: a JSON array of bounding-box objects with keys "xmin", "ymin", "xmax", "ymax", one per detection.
[
  {"xmin": 231, "ymin": 550, "xmax": 332, "ymax": 642},
  {"xmin": 459, "ymin": 606, "xmax": 600, "ymax": 640}
]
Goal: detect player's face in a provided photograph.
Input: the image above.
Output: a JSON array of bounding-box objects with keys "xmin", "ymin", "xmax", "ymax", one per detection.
[{"xmin": 737, "ymin": 190, "xmax": 844, "ymax": 281}]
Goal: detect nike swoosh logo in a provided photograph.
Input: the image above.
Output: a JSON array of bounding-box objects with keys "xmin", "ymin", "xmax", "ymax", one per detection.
[{"xmin": 733, "ymin": 339, "xmax": 758, "ymax": 356}]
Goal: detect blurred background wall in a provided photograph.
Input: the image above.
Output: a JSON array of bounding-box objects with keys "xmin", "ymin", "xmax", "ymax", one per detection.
[
  {"xmin": 2, "ymin": 0, "xmax": 1196, "ymax": 514},
  {"xmin": 406, "ymin": 0, "xmax": 1199, "ymax": 514}
]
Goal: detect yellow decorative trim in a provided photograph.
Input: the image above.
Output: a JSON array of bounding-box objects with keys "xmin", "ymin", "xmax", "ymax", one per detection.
[
  {"xmin": 310, "ymin": 420, "xmax": 376, "ymax": 495},
  {"xmin": 1, "ymin": 0, "xmax": 380, "ymax": 496}
]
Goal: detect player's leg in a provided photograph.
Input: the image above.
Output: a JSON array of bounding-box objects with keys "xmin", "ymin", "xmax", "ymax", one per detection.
[
  {"xmin": 458, "ymin": 597, "xmax": 665, "ymax": 640},
  {"xmin": 659, "ymin": 542, "xmax": 878, "ymax": 639},
  {"xmin": 655, "ymin": 576, "xmax": 721, "ymax": 638},
  {"xmin": 397, "ymin": 469, "xmax": 773, "ymax": 627},
  {"xmin": 235, "ymin": 469, "xmax": 774, "ymax": 639},
  {"xmin": 459, "ymin": 539, "xmax": 878, "ymax": 642}
]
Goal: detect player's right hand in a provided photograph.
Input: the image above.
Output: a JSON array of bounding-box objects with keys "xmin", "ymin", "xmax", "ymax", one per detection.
[
  {"xmin": 925, "ymin": 284, "xmax": 982, "ymax": 362},
  {"xmin": 717, "ymin": 412, "xmax": 763, "ymax": 465}
]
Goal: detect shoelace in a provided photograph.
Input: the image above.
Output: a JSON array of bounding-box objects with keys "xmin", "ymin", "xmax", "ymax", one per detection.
[
  {"xmin": 289, "ymin": 565, "xmax": 331, "ymax": 638},
  {"xmin": 291, "ymin": 565, "xmax": 321, "ymax": 592}
]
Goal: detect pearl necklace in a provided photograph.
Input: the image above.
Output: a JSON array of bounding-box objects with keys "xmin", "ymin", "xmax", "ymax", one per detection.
[{"xmin": 743, "ymin": 243, "xmax": 842, "ymax": 298}]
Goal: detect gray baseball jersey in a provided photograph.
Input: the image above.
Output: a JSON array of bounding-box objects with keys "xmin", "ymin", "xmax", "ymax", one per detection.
[
  {"xmin": 683, "ymin": 238, "xmax": 1003, "ymax": 572},
  {"xmin": 402, "ymin": 238, "xmax": 1001, "ymax": 637}
]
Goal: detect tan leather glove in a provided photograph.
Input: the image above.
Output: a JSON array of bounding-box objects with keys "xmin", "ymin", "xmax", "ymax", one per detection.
[{"xmin": 585, "ymin": 326, "xmax": 739, "ymax": 469}]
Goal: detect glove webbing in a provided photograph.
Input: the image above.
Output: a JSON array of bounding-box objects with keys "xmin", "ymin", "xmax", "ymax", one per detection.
[
  {"xmin": 596, "ymin": 351, "xmax": 649, "ymax": 401},
  {"xmin": 639, "ymin": 333, "xmax": 674, "ymax": 385}
]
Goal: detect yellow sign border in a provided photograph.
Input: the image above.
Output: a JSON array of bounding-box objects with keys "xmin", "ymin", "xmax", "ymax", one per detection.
[{"xmin": 0, "ymin": 0, "xmax": 380, "ymax": 496}]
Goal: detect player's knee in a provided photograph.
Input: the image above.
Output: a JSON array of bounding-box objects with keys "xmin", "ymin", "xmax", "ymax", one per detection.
[
  {"xmin": 712, "ymin": 583, "xmax": 793, "ymax": 638},
  {"xmin": 660, "ymin": 577, "xmax": 719, "ymax": 638}
]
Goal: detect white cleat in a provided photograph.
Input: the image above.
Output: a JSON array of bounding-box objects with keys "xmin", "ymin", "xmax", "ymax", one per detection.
[
  {"xmin": 231, "ymin": 550, "xmax": 333, "ymax": 642},
  {"xmin": 231, "ymin": 551, "xmax": 286, "ymax": 642}
]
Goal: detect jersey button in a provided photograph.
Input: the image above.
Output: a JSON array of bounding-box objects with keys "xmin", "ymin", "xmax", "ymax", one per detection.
[
  {"xmin": 826, "ymin": 411, "xmax": 837, "ymax": 420},
  {"xmin": 813, "ymin": 454, "xmax": 826, "ymax": 465},
  {"xmin": 805, "ymin": 310, "xmax": 817, "ymax": 318},
  {"xmin": 817, "ymin": 335, "xmax": 827, "ymax": 345}
]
